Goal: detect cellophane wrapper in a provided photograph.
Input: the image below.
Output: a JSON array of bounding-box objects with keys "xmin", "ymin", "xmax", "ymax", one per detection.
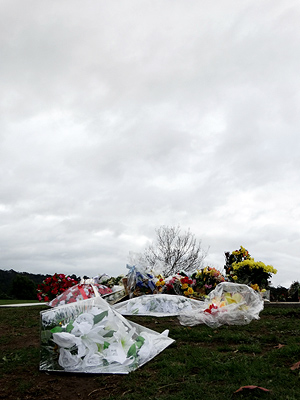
[
  {"xmin": 178, "ymin": 282, "xmax": 264, "ymax": 328},
  {"xmin": 113, "ymin": 294, "xmax": 201, "ymax": 317},
  {"xmin": 40, "ymin": 296, "xmax": 174, "ymax": 374},
  {"xmin": 48, "ymin": 283, "xmax": 112, "ymax": 307},
  {"xmin": 126, "ymin": 265, "xmax": 157, "ymax": 298}
]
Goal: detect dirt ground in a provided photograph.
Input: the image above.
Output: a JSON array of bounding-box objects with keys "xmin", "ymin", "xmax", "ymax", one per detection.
[{"xmin": 0, "ymin": 307, "xmax": 174, "ymax": 400}]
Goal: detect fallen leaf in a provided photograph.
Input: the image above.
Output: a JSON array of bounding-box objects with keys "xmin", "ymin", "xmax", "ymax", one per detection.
[
  {"xmin": 274, "ymin": 343, "xmax": 285, "ymax": 349},
  {"xmin": 234, "ymin": 385, "xmax": 270, "ymax": 393},
  {"xmin": 290, "ymin": 361, "xmax": 300, "ymax": 371}
]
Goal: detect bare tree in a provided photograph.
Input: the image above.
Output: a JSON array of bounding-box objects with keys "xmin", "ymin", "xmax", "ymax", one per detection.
[{"xmin": 143, "ymin": 225, "xmax": 207, "ymax": 276}]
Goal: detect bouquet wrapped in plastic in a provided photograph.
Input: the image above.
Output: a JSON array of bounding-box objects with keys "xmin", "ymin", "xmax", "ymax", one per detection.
[
  {"xmin": 113, "ymin": 294, "xmax": 201, "ymax": 317},
  {"xmin": 178, "ymin": 282, "xmax": 264, "ymax": 328},
  {"xmin": 48, "ymin": 283, "xmax": 113, "ymax": 307},
  {"xmin": 126, "ymin": 265, "xmax": 157, "ymax": 298},
  {"xmin": 114, "ymin": 282, "xmax": 264, "ymax": 328},
  {"xmin": 40, "ymin": 296, "xmax": 174, "ymax": 374}
]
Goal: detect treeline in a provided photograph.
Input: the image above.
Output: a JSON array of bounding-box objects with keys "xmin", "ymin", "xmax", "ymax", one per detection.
[{"xmin": 0, "ymin": 269, "xmax": 79, "ymax": 300}]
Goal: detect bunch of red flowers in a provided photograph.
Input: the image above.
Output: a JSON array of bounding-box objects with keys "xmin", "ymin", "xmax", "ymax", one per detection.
[{"xmin": 37, "ymin": 273, "xmax": 78, "ymax": 302}]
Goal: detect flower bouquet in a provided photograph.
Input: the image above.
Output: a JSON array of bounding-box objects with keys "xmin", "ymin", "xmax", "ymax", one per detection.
[
  {"xmin": 37, "ymin": 273, "xmax": 78, "ymax": 302},
  {"xmin": 40, "ymin": 296, "xmax": 174, "ymax": 374},
  {"xmin": 191, "ymin": 267, "xmax": 225, "ymax": 299},
  {"xmin": 178, "ymin": 282, "xmax": 264, "ymax": 328},
  {"xmin": 224, "ymin": 246, "xmax": 277, "ymax": 291},
  {"xmin": 113, "ymin": 294, "xmax": 201, "ymax": 317},
  {"xmin": 163, "ymin": 274, "xmax": 194, "ymax": 298},
  {"xmin": 48, "ymin": 283, "xmax": 113, "ymax": 307},
  {"xmin": 126, "ymin": 265, "xmax": 158, "ymax": 298},
  {"xmin": 98, "ymin": 274, "xmax": 125, "ymax": 288}
]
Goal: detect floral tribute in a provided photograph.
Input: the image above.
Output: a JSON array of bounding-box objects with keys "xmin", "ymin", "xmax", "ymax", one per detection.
[
  {"xmin": 191, "ymin": 267, "xmax": 225, "ymax": 298},
  {"xmin": 155, "ymin": 275, "xmax": 166, "ymax": 292},
  {"xmin": 155, "ymin": 269, "xmax": 224, "ymax": 299},
  {"xmin": 173, "ymin": 275, "xmax": 194, "ymax": 297},
  {"xmin": 113, "ymin": 294, "xmax": 200, "ymax": 316},
  {"xmin": 48, "ymin": 283, "xmax": 113, "ymax": 307},
  {"xmin": 178, "ymin": 282, "xmax": 264, "ymax": 328},
  {"xmin": 224, "ymin": 246, "xmax": 277, "ymax": 290},
  {"xmin": 40, "ymin": 296, "xmax": 174, "ymax": 374},
  {"xmin": 126, "ymin": 266, "xmax": 158, "ymax": 298},
  {"xmin": 159, "ymin": 274, "xmax": 194, "ymax": 297},
  {"xmin": 37, "ymin": 273, "xmax": 78, "ymax": 302}
]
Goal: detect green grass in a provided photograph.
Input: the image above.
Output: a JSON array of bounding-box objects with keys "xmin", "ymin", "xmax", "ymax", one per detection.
[{"xmin": 1, "ymin": 306, "xmax": 300, "ymax": 399}]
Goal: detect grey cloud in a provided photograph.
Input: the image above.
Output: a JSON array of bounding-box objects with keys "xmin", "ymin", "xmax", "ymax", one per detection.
[{"xmin": 0, "ymin": 1, "xmax": 299, "ymax": 285}]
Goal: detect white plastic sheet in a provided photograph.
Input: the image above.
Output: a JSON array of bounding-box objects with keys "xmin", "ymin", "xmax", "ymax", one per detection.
[{"xmin": 40, "ymin": 296, "xmax": 174, "ymax": 374}]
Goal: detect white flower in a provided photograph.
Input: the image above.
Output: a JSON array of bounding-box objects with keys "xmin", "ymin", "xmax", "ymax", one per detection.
[
  {"xmin": 81, "ymin": 350, "xmax": 104, "ymax": 369},
  {"xmin": 58, "ymin": 348, "xmax": 81, "ymax": 370},
  {"xmin": 52, "ymin": 332, "xmax": 81, "ymax": 348}
]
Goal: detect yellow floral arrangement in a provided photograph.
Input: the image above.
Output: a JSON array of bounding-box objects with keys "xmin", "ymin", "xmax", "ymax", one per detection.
[{"xmin": 225, "ymin": 246, "xmax": 277, "ymax": 290}]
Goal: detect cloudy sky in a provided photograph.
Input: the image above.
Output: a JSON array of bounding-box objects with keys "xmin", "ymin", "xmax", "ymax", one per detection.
[{"xmin": 1, "ymin": 0, "xmax": 299, "ymax": 287}]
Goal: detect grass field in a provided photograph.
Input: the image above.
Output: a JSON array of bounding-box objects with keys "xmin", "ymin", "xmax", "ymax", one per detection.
[{"xmin": 0, "ymin": 304, "xmax": 300, "ymax": 399}]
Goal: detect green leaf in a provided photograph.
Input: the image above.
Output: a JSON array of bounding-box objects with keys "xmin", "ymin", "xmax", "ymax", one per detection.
[
  {"xmin": 66, "ymin": 322, "xmax": 74, "ymax": 332},
  {"xmin": 51, "ymin": 326, "xmax": 63, "ymax": 333},
  {"xmin": 135, "ymin": 336, "xmax": 145, "ymax": 349},
  {"xmin": 103, "ymin": 341, "xmax": 110, "ymax": 350},
  {"xmin": 93, "ymin": 310, "xmax": 108, "ymax": 324},
  {"xmin": 127, "ymin": 343, "xmax": 137, "ymax": 359},
  {"xmin": 103, "ymin": 330, "xmax": 114, "ymax": 338}
]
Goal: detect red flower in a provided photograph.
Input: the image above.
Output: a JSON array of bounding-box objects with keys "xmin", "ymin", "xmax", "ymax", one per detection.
[
  {"xmin": 204, "ymin": 304, "xmax": 218, "ymax": 314},
  {"xmin": 37, "ymin": 273, "xmax": 78, "ymax": 301}
]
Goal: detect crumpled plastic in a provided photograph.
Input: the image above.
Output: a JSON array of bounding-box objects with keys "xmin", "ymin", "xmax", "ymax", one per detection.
[
  {"xmin": 114, "ymin": 282, "xmax": 264, "ymax": 328},
  {"xmin": 48, "ymin": 283, "xmax": 113, "ymax": 307},
  {"xmin": 113, "ymin": 294, "xmax": 201, "ymax": 317},
  {"xmin": 102, "ymin": 285, "xmax": 127, "ymax": 305},
  {"xmin": 178, "ymin": 282, "xmax": 264, "ymax": 328},
  {"xmin": 40, "ymin": 296, "xmax": 174, "ymax": 374},
  {"xmin": 126, "ymin": 265, "xmax": 157, "ymax": 298}
]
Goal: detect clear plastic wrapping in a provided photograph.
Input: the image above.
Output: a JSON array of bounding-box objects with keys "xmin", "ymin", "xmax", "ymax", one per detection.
[
  {"xmin": 114, "ymin": 282, "xmax": 263, "ymax": 328},
  {"xmin": 113, "ymin": 294, "xmax": 201, "ymax": 317},
  {"xmin": 40, "ymin": 296, "xmax": 174, "ymax": 374},
  {"xmin": 48, "ymin": 283, "xmax": 113, "ymax": 307},
  {"xmin": 178, "ymin": 282, "xmax": 264, "ymax": 328},
  {"xmin": 126, "ymin": 265, "xmax": 157, "ymax": 298}
]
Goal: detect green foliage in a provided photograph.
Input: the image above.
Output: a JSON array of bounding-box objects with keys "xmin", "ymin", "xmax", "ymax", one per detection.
[
  {"xmin": 11, "ymin": 274, "xmax": 37, "ymax": 300},
  {"xmin": 0, "ymin": 269, "xmax": 51, "ymax": 299}
]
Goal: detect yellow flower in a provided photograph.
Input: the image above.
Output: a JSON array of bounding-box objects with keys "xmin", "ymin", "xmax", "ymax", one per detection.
[
  {"xmin": 232, "ymin": 275, "xmax": 238, "ymax": 280},
  {"xmin": 187, "ymin": 287, "xmax": 194, "ymax": 295},
  {"xmin": 181, "ymin": 283, "xmax": 188, "ymax": 289},
  {"xmin": 251, "ymin": 283, "xmax": 260, "ymax": 291},
  {"xmin": 183, "ymin": 290, "xmax": 188, "ymax": 296}
]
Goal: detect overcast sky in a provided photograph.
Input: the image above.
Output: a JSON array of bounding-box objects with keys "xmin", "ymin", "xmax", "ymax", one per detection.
[{"xmin": 0, "ymin": 0, "xmax": 299, "ymax": 287}]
